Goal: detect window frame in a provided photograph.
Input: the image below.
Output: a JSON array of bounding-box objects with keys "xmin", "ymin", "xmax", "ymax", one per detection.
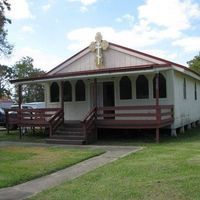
[
  {"xmin": 153, "ymin": 73, "xmax": 167, "ymax": 99},
  {"xmin": 119, "ymin": 76, "xmax": 132, "ymax": 100},
  {"xmin": 136, "ymin": 75, "xmax": 149, "ymax": 99},
  {"xmin": 50, "ymin": 82, "xmax": 60, "ymax": 102},
  {"xmin": 75, "ymin": 80, "xmax": 86, "ymax": 102},
  {"xmin": 63, "ymin": 81, "xmax": 72, "ymax": 102}
]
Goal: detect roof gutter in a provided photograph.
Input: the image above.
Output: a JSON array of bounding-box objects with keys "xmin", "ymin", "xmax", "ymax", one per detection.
[{"xmin": 11, "ymin": 66, "xmax": 171, "ymax": 85}]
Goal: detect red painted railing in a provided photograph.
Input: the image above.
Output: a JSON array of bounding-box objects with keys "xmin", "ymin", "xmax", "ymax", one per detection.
[
  {"xmin": 81, "ymin": 105, "xmax": 173, "ymax": 141},
  {"xmin": 5, "ymin": 108, "xmax": 64, "ymax": 136},
  {"xmin": 82, "ymin": 107, "xmax": 97, "ymax": 139},
  {"xmin": 96, "ymin": 105, "xmax": 173, "ymax": 128}
]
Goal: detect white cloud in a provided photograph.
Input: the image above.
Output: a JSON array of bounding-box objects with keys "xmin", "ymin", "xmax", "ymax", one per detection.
[
  {"xmin": 143, "ymin": 49, "xmax": 178, "ymax": 61},
  {"xmin": 66, "ymin": 23, "xmax": 183, "ymax": 53},
  {"xmin": 116, "ymin": 14, "xmax": 134, "ymax": 26},
  {"xmin": 80, "ymin": 0, "xmax": 97, "ymax": 6},
  {"xmin": 80, "ymin": 6, "xmax": 88, "ymax": 13},
  {"xmin": 66, "ymin": 27, "xmax": 154, "ymax": 52},
  {"xmin": 42, "ymin": 4, "xmax": 51, "ymax": 12},
  {"xmin": 69, "ymin": 0, "xmax": 97, "ymax": 6},
  {"xmin": 172, "ymin": 36, "xmax": 200, "ymax": 52},
  {"xmin": 1, "ymin": 47, "xmax": 64, "ymax": 72},
  {"xmin": 21, "ymin": 25, "xmax": 34, "ymax": 33},
  {"xmin": 68, "ymin": 0, "xmax": 97, "ymax": 12},
  {"xmin": 66, "ymin": 0, "xmax": 200, "ymax": 55},
  {"xmin": 7, "ymin": 0, "xmax": 34, "ymax": 20},
  {"xmin": 138, "ymin": 0, "xmax": 200, "ymax": 31}
]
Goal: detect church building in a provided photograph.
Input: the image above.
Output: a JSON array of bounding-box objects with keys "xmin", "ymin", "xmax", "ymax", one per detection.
[{"xmin": 10, "ymin": 33, "xmax": 200, "ymax": 144}]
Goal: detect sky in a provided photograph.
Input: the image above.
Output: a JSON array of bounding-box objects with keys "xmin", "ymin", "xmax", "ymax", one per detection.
[{"xmin": 1, "ymin": 0, "xmax": 200, "ymax": 72}]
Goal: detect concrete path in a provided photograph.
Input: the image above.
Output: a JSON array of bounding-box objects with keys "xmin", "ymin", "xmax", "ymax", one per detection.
[
  {"xmin": 0, "ymin": 126, "xmax": 6, "ymax": 131},
  {"xmin": 0, "ymin": 142, "xmax": 142, "ymax": 200}
]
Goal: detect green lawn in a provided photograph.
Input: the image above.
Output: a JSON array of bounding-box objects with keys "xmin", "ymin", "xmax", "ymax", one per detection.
[
  {"xmin": 0, "ymin": 129, "xmax": 47, "ymax": 143},
  {"xmin": 30, "ymin": 128, "xmax": 200, "ymax": 200},
  {"xmin": 0, "ymin": 145, "xmax": 103, "ymax": 188}
]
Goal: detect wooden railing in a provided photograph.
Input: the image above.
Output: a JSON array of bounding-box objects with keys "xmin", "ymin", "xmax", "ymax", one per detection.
[
  {"xmin": 82, "ymin": 107, "xmax": 97, "ymax": 139},
  {"xmin": 48, "ymin": 109, "xmax": 64, "ymax": 136},
  {"xmin": 5, "ymin": 108, "xmax": 64, "ymax": 136},
  {"xmin": 96, "ymin": 105, "xmax": 173, "ymax": 128}
]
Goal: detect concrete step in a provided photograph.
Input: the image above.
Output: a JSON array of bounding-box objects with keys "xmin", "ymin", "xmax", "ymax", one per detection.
[
  {"xmin": 57, "ymin": 127, "xmax": 84, "ymax": 132},
  {"xmin": 55, "ymin": 130, "xmax": 85, "ymax": 136},
  {"xmin": 49, "ymin": 121, "xmax": 86, "ymax": 145},
  {"xmin": 50, "ymin": 135, "xmax": 85, "ymax": 140},
  {"xmin": 46, "ymin": 138, "xmax": 85, "ymax": 145},
  {"xmin": 58, "ymin": 126, "xmax": 83, "ymax": 131},
  {"xmin": 62, "ymin": 122, "xmax": 83, "ymax": 128}
]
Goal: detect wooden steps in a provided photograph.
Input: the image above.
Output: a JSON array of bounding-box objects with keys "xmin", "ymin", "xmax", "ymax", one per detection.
[{"xmin": 46, "ymin": 121, "xmax": 86, "ymax": 145}]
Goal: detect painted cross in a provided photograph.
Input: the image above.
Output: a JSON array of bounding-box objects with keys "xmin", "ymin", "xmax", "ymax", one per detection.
[{"xmin": 89, "ymin": 32, "xmax": 109, "ymax": 67}]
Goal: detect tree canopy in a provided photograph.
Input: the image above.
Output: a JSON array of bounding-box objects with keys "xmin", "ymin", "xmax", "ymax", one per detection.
[
  {"xmin": 12, "ymin": 56, "xmax": 45, "ymax": 102},
  {"xmin": 187, "ymin": 52, "xmax": 200, "ymax": 74},
  {"xmin": 0, "ymin": 64, "xmax": 13, "ymax": 98},
  {"xmin": 0, "ymin": 0, "xmax": 13, "ymax": 56}
]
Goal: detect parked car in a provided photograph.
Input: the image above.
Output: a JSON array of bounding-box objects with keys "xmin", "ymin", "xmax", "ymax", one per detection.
[
  {"xmin": 0, "ymin": 108, "xmax": 5, "ymax": 126},
  {"xmin": 8, "ymin": 105, "xmax": 33, "ymax": 130}
]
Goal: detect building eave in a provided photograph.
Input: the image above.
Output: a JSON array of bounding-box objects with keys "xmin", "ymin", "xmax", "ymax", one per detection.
[{"xmin": 10, "ymin": 64, "xmax": 171, "ymax": 85}]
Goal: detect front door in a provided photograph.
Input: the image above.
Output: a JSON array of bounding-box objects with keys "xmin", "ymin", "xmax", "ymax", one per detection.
[{"xmin": 103, "ymin": 82, "xmax": 115, "ymax": 119}]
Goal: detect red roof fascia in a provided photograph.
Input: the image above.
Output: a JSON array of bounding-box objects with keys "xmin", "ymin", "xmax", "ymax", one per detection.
[
  {"xmin": 110, "ymin": 43, "xmax": 200, "ymax": 77},
  {"xmin": 10, "ymin": 63, "xmax": 170, "ymax": 84},
  {"xmin": 46, "ymin": 46, "xmax": 88, "ymax": 75}
]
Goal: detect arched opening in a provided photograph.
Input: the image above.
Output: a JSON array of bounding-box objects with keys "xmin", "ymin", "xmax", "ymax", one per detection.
[
  {"xmin": 50, "ymin": 82, "xmax": 60, "ymax": 102},
  {"xmin": 63, "ymin": 81, "xmax": 72, "ymax": 102},
  {"xmin": 136, "ymin": 75, "xmax": 149, "ymax": 99},
  {"xmin": 75, "ymin": 80, "xmax": 85, "ymax": 101},
  {"xmin": 119, "ymin": 76, "xmax": 132, "ymax": 99},
  {"xmin": 153, "ymin": 73, "xmax": 167, "ymax": 98}
]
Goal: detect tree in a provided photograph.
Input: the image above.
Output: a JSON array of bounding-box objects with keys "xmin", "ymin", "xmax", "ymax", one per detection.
[
  {"xmin": 0, "ymin": 0, "xmax": 13, "ymax": 56},
  {"xmin": 187, "ymin": 52, "xmax": 200, "ymax": 74},
  {"xmin": 12, "ymin": 56, "xmax": 45, "ymax": 102},
  {"xmin": 0, "ymin": 64, "xmax": 13, "ymax": 98}
]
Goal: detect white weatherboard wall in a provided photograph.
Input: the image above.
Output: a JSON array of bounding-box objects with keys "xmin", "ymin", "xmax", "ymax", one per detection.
[
  {"xmin": 45, "ymin": 70, "xmax": 176, "ymax": 122},
  {"xmin": 115, "ymin": 71, "xmax": 174, "ymax": 107},
  {"xmin": 45, "ymin": 69, "xmax": 200, "ymax": 127},
  {"xmin": 63, "ymin": 80, "xmax": 90, "ymax": 121},
  {"xmin": 114, "ymin": 71, "xmax": 174, "ymax": 121},
  {"xmin": 46, "ymin": 80, "xmax": 90, "ymax": 121},
  {"xmin": 49, "ymin": 44, "xmax": 166, "ymax": 75},
  {"xmin": 58, "ymin": 49, "xmax": 153, "ymax": 73},
  {"xmin": 173, "ymin": 71, "xmax": 200, "ymax": 128}
]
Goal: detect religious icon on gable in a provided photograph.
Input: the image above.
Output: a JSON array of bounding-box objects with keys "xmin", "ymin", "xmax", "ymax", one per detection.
[{"xmin": 89, "ymin": 32, "xmax": 109, "ymax": 67}]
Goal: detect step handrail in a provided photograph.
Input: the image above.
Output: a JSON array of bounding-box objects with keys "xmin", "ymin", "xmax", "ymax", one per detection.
[
  {"xmin": 81, "ymin": 107, "xmax": 97, "ymax": 139},
  {"xmin": 48, "ymin": 108, "xmax": 64, "ymax": 137}
]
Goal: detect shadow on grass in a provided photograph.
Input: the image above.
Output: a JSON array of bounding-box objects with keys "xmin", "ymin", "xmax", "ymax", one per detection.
[
  {"xmin": 0, "ymin": 129, "xmax": 48, "ymax": 143},
  {"xmin": 1, "ymin": 126, "xmax": 200, "ymax": 146},
  {"xmin": 96, "ymin": 127, "xmax": 200, "ymax": 146}
]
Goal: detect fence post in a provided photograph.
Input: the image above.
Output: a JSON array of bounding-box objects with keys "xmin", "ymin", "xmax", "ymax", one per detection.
[
  {"xmin": 18, "ymin": 109, "xmax": 22, "ymax": 139},
  {"xmin": 5, "ymin": 110, "xmax": 9, "ymax": 134},
  {"xmin": 49, "ymin": 124, "xmax": 53, "ymax": 137},
  {"xmin": 83, "ymin": 123, "xmax": 87, "ymax": 141}
]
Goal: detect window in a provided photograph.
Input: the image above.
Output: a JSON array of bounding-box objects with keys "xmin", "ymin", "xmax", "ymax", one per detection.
[
  {"xmin": 63, "ymin": 81, "xmax": 72, "ymax": 102},
  {"xmin": 75, "ymin": 80, "xmax": 85, "ymax": 101},
  {"xmin": 119, "ymin": 76, "xmax": 132, "ymax": 99},
  {"xmin": 195, "ymin": 82, "xmax": 197, "ymax": 100},
  {"xmin": 183, "ymin": 78, "xmax": 186, "ymax": 99},
  {"xmin": 50, "ymin": 82, "xmax": 59, "ymax": 102},
  {"xmin": 153, "ymin": 73, "xmax": 167, "ymax": 98},
  {"xmin": 136, "ymin": 75, "xmax": 149, "ymax": 99}
]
